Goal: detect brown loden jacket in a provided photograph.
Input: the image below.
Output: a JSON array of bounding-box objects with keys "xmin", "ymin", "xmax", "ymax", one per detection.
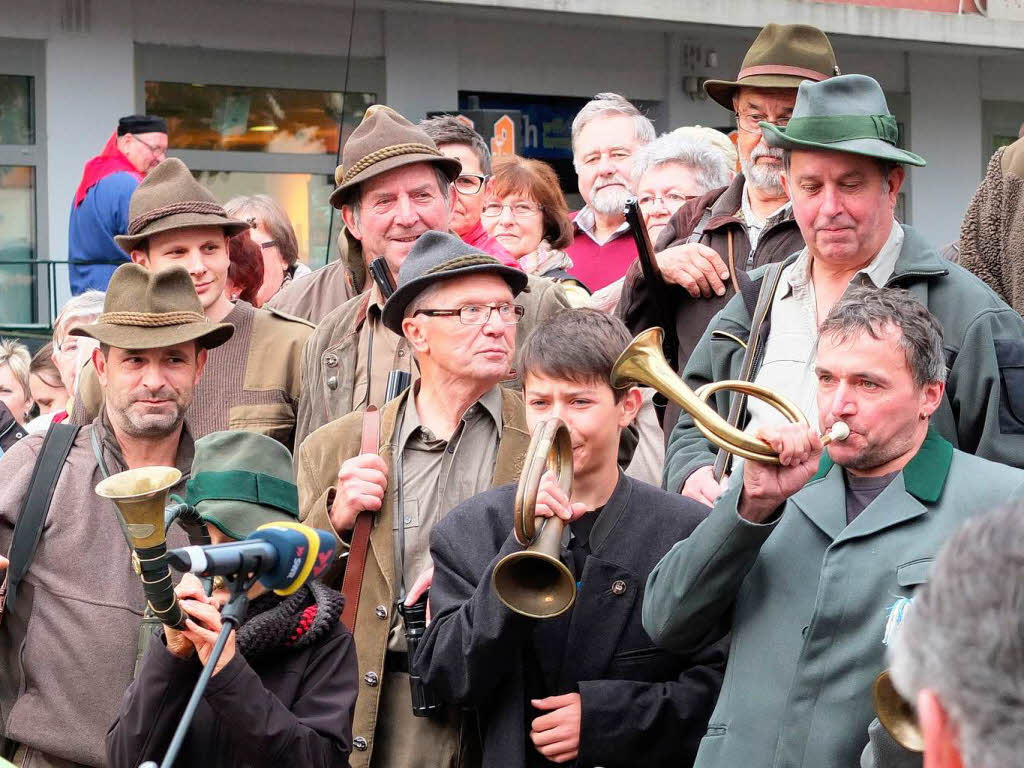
[
  {"xmin": 72, "ymin": 302, "xmax": 313, "ymax": 451},
  {"xmin": 617, "ymin": 174, "xmax": 805, "ymax": 439},
  {"xmin": 295, "ymin": 387, "xmax": 531, "ymax": 767},
  {"xmin": 0, "ymin": 416, "xmax": 192, "ymax": 767},
  {"xmin": 295, "ymin": 274, "xmax": 569, "ymax": 451}
]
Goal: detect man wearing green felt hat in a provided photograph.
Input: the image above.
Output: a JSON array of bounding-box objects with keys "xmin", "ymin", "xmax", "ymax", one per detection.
[
  {"xmin": 666, "ymin": 73, "xmax": 1024, "ymax": 508},
  {"xmin": 107, "ymin": 430, "xmax": 358, "ymax": 765}
]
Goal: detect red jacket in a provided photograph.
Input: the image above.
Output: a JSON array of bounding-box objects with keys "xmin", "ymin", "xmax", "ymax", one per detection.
[{"xmin": 461, "ymin": 221, "xmax": 519, "ymax": 268}]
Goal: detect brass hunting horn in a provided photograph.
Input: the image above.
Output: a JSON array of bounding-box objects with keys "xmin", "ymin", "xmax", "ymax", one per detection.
[
  {"xmin": 96, "ymin": 467, "xmax": 186, "ymax": 629},
  {"xmin": 873, "ymin": 670, "xmax": 923, "ymax": 753},
  {"xmin": 610, "ymin": 328, "xmax": 849, "ymax": 462},
  {"xmin": 492, "ymin": 418, "xmax": 577, "ymax": 619}
]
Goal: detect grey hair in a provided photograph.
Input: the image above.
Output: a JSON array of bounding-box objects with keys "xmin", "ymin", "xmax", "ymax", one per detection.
[
  {"xmin": 404, "ymin": 282, "xmax": 447, "ymax": 321},
  {"xmin": 53, "ymin": 290, "xmax": 106, "ymax": 347},
  {"xmin": 631, "ymin": 130, "xmax": 733, "ymax": 194},
  {"xmin": 223, "ymin": 194, "xmax": 300, "ymax": 266},
  {"xmin": 816, "ymin": 285, "xmax": 946, "ymax": 387},
  {"xmin": 571, "ymin": 92, "xmax": 655, "ymax": 168},
  {"xmin": 0, "ymin": 337, "xmax": 32, "ymax": 403},
  {"xmin": 419, "ymin": 115, "xmax": 491, "ymax": 175},
  {"xmin": 344, "ymin": 166, "xmax": 452, "ymax": 227},
  {"xmin": 888, "ymin": 501, "xmax": 1024, "ymax": 768}
]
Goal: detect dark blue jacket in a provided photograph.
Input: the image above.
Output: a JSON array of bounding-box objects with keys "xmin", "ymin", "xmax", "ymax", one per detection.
[{"xmin": 68, "ymin": 171, "xmax": 136, "ymax": 294}]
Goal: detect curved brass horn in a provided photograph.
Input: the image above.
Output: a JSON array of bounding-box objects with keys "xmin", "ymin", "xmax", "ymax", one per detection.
[
  {"xmin": 96, "ymin": 467, "xmax": 186, "ymax": 629},
  {"xmin": 873, "ymin": 670, "xmax": 924, "ymax": 753},
  {"xmin": 610, "ymin": 328, "xmax": 848, "ymax": 464},
  {"xmin": 492, "ymin": 418, "xmax": 577, "ymax": 619}
]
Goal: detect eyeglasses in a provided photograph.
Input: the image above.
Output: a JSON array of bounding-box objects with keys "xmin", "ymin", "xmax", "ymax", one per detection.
[
  {"xmin": 413, "ymin": 302, "xmax": 525, "ymax": 326},
  {"xmin": 131, "ymin": 134, "xmax": 168, "ymax": 158},
  {"xmin": 454, "ymin": 174, "xmax": 487, "ymax": 195},
  {"xmin": 734, "ymin": 112, "xmax": 791, "ymax": 135},
  {"xmin": 480, "ymin": 201, "xmax": 544, "ymax": 219},
  {"xmin": 638, "ymin": 193, "xmax": 698, "ymax": 210},
  {"xmin": 259, "ymin": 240, "xmax": 280, "ymax": 250}
]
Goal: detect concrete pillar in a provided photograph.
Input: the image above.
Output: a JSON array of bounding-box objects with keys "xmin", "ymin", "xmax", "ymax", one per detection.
[
  {"xmin": 383, "ymin": 11, "xmax": 458, "ymax": 121},
  {"xmin": 44, "ymin": 0, "xmax": 135, "ymax": 300},
  {"xmin": 908, "ymin": 52, "xmax": 982, "ymax": 246}
]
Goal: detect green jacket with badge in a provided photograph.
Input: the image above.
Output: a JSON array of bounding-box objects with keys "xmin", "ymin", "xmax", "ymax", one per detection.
[
  {"xmin": 665, "ymin": 224, "xmax": 1024, "ymax": 492},
  {"xmin": 643, "ymin": 431, "xmax": 1024, "ymax": 768}
]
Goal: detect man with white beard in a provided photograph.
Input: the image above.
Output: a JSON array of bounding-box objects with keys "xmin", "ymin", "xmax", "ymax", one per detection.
[
  {"xmin": 618, "ymin": 24, "xmax": 840, "ymax": 440},
  {"xmin": 565, "ymin": 93, "xmax": 655, "ymax": 292}
]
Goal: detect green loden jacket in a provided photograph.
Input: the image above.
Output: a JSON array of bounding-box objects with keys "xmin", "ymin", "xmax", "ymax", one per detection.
[
  {"xmin": 664, "ymin": 225, "xmax": 1024, "ymax": 492},
  {"xmin": 643, "ymin": 430, "xmax": 1024, "ymax": 768}
]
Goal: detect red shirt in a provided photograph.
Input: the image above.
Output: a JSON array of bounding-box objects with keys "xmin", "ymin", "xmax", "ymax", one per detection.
[
  {"xmin": 461, "ymin": 221, "xmax": 519, "ymax": 268},
  {"xmin": 565, "ymin": 213, "xmax": 638, "ymax": 291}
]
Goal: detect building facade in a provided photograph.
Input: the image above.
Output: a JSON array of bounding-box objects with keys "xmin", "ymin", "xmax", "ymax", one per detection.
[{"xmin": 2, "ymin": 0, "xmax": 1023, "ymax": 331}]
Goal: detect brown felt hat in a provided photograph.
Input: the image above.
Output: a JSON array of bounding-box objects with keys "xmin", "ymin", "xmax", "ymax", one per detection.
[
  {"xmin": 70, "ymin": 263, "xmax": 234, "ymax": 350},
  {"xmin": 328, "ymin": 105, "xmax": 462, "ymax": 208},
  {"xmin": 703, "ymin": 24, "xmax": 839, "ymax": 111},
  {"xmin": 114, "ymin": 157, "xmax": 250, "ymax": 252}
]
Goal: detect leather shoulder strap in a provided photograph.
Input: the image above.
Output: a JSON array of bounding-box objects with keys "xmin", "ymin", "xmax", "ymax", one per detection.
[
  {"xmin": 339, "ymin": 406, "xmax": 380, "ymax": 631},
  {"xmin": 685, "ymin": 208, "xmax": 714, "ymax": 244},
  {"xmin": 1, "ymin": 423, "xmax": 81, "ymax": 618}
]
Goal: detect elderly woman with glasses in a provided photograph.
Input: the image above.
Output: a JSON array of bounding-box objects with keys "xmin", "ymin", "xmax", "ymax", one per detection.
[
  {"xmin": 225, "ymin": 194, "xmax": 311, "ymax": 306},
  {"xmin": 633, "ymin": 126, "xmax": 736, "ymax": 245},
  {"xmin": 481, "ymin": 156, "xmax": 589, "ymax": 305}
]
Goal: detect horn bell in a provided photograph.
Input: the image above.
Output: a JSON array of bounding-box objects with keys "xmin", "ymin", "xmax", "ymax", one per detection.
[
  {"xmin": 873, "ymin": 670, "xmax": 924, "ymax": 753},
  {"xmin": 96, "ymin": 466, "xmax": 181, "ymax": 549}
]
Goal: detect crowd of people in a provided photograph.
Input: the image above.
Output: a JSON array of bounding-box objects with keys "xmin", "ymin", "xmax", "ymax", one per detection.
[{"xmin": 0, "ymin": 19, "xmax": 1022, "ymax": 768}]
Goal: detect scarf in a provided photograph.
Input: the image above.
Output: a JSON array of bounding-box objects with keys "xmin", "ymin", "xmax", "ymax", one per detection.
[
  {"xmin": 517, "ymin": 239, "xmax": 574, "ymax": 278},
  {"xmin": 236, "ymin": 580, "xmax": 345, "ymax": 660},
  {"xmin": 74, "ymin": 131, "xmax": 143, "ymax": 207}
]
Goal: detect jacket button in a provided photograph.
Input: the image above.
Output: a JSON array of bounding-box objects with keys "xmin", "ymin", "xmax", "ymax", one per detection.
[
  {"xmin": 325, "ymin": 353, "xmax": 339, "ymax": 368},
  {"xmin": 327, "ymin": 375, "xmax": 339, "ymax": 390},
  {"xmin": 611, "ymin": 580, "xmax": 627, "ymax": 595},
  {"xmin": 364, "ymin": 671, "xmax": 379, "ymax": 687},
  {"xmin": 353, "ymin": 736, "xmax": 368, "ymax": 751},
  {"xmin": 375, "ymin": 604, "xmax": 388, "ymax": 620}
]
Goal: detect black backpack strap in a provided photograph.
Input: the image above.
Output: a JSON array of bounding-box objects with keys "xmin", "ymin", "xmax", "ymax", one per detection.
[{"xmin": 3, "ymin": 423, "xmax": 81, "ymax": 613}]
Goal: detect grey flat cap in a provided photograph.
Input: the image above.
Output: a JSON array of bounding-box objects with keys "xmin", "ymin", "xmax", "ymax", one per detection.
[{"xmin": 380, "ymin": 231, "xmax": 528, "ymax": 335}]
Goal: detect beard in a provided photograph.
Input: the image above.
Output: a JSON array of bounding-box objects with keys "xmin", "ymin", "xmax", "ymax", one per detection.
[
  {"xmin": 108, "ymin": 385, "xmax": 190, "ymax": 438},
  {"xmin": 588, "ymin": 173, "xmax": 633, "ymax": 217},
  {"xmin": 740, "ymin": 143, "xmax": 785, "ymax": 196}
]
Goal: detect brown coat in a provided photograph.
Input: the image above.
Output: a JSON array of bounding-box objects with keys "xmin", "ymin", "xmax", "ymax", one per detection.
[
  {"xmin": 72, "ymin": 302, "xmax": 313, "ymax": 451},
  {"xmin": 617, "ymin": 174, "xmax": 805, "ymax": 439},
  {"xmin": 265, "ymin": 259, "xmax": 356, "ymax": 325},
  {"xmin": 295, "ymin": 387, "xmax": 531, "ymax": 767},
  {"xmin": 294, "ymin": 274, "xmax": 570, "ymax": 451},
  {"xmin": 0, "ymin": 416, "xmax": 192, "ymax": 767},
  {"xmin": 958, "ymin": 138, "xmax": 1024, "ymax": 316}
]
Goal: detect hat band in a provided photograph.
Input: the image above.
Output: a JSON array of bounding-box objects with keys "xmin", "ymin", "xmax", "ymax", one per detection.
[
  {"xmin": 98, "ymin": 310, "xmax": 207, "ymax": 328},
  {"xmin": 737, "ymin": 64, "xmax": 831, "ymax": 82},
  {"xmin": 186, "ymin": 470, "xmax": 299, "ymax": 516},
  {"xmin": 343, "ymin": 143, "xmax": 444, "ymax": 185},
  {"xmin": 781, "ymin": 114, "xmax": 899, "ymax": 147},
  {"xmin": 424, "ymin": 253, "xmax": 501, "ymax": 276},
  {"xmin": 127, "ymin": 200, "xmax": 228, "ymax": 236}
]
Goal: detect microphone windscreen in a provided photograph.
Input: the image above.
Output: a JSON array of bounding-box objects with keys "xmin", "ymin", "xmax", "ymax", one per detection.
[
  {"xmin": 252, "ymin": 523, "xmax": 335, "ymax": 595},
  {"xmin": 310, "ymin": 529, "xmax": 338, "ymax": 581},
  {"xmin": 248, "ymin": 526, "xmax": 312, "ymax": 593}
]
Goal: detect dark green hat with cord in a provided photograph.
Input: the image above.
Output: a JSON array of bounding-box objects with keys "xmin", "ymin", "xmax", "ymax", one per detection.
[
  {"xmin": 760, "ymin": 74, "xmax": 926, "ymax": 167},
  {"xmin": 186, "ymin": 431, "xmax": 299, "ymax": 540}
]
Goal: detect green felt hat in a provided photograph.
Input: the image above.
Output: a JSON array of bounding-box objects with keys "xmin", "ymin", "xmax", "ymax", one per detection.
[
  {"xmin": 186, "ymin": 431, "xmax": 298, "ymax": 541},
  {"xmin": 760, "ymin": 74, "xmax": 926, "ymax": 167}
]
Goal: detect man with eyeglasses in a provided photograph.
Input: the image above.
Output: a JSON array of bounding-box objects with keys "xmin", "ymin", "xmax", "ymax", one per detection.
[
  {"xmin": 420, "ymin": 115, "xmax": 517, "ymax": 266},
  {"xmin": 69, "ymin": 114, "xmax": 169, "ymax": 295},
  {"xmin": 297, "ymin": 231, "xmax": 536, "ymax": 768},
  {"xmin": 619, "ymin": 24, "xmax": 838, "ymax": 439},
  {"xmin": 291, "ymin": 106, "xmax": 568, "ymax": 451}
]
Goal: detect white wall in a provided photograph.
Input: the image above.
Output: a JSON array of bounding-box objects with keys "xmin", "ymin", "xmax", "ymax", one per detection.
[{"xmin": 908, "ymin": 52, "xmax": 982, "ymax": 246}]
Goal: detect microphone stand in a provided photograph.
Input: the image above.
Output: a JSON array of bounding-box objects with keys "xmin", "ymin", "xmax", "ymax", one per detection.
[{"xmin": 139, "ymin": 571, "xmax": 258, "ymax": 768}]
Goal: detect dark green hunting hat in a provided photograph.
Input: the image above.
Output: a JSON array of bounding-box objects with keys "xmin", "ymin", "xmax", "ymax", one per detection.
[
  {"xmin": 69, "ymin": 263, "xmax": 233, "ymax": 350},
  {"xmin": 115, "ymin": 157, "xmax": 250, "ymax": 252},
  {"xmin": 761, "ymin": 74, "xmax": 926, "ymax": 167},
  {"xmin": 703, "ymin": 23, "xmax": 839, "ymax": 110},
  {"xmin": 381, "ymin": 231, "xmax": 528, "ymax": 336},
  {"xmin": 186, "ymin": 431, "xmax": 299, "ymax": 540}
]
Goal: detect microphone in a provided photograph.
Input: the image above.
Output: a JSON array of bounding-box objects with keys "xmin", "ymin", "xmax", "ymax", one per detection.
[{"xmin": 167, "ymin": 523, "xmax": 336, "ymax": 595}]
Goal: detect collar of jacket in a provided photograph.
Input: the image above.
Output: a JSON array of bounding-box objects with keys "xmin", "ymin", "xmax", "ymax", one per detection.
[
  {"xmin": 704, "ymin": 173, "xmax": 797, "ymax": 233},
  {"xmin": 586, "ymin": 471, "xmax": 631, "ymax": 554},
  {"xmin": 809, "ymin": 427, "xmax": 953, "ymax": 503}
]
